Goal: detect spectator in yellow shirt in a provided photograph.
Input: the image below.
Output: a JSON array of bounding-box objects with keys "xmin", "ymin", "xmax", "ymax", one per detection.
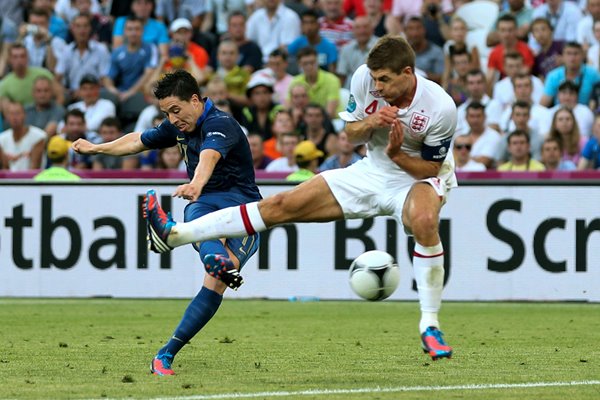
[{"xmin": 497, "ymin": 130, "xmax": 545, "ymax": 171}]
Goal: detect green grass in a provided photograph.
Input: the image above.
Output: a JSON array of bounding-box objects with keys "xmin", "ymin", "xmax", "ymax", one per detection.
[{"xmin": 0, "ymin": 299, "xmax": 598, "ymax": 400}]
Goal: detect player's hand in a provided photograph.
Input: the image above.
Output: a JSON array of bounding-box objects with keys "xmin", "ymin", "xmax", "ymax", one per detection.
[
  {"xmin": 72, "ymin": 138, "xmax": 96, "ymax": 154},
  {"xmin": 369, "ymin": 106, "xmax": 399, "ymax": 128},
  {"xmin": 385, "ymin": 119, "xmax": 404, "ymax": 159},
  {"xmin": 172, "ymin": 183, "xmax": 202, "ymax": 201}
]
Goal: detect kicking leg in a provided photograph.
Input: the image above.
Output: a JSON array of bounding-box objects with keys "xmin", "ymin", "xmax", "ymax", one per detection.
[
  {"xmin": 144, "ymin": 176, "xmax": 343, "ymax": 252},
  {"xmin": 402, "ymin": 182, "xmax": 452, "ymax": 360}
]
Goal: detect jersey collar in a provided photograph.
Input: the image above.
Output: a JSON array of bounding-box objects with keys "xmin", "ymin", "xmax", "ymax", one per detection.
[{"xmin": 196, "ymin": 97, "xmax": 214, "ymax": 127}]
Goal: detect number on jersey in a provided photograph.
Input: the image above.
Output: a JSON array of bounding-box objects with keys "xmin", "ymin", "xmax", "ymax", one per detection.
[{"xmin": 365, "ymin": 100, "xmax": 378, "ymax": 115}]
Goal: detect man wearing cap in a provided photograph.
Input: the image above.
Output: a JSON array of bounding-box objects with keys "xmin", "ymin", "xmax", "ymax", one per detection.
[
  {"xmin": 286, "ymin": 140, "xmax": 323, "ymax": 181},
  {"xmin": 167, "ymin": 18, "xmax": 209, "ymax": 71},
  {"xmin": 240, "ymin": 73, "xmax": 285, "ymax": 140},
  {"xmin": 67, "ymin": 74, "xmax": 116, "ymax": 134},
  {"xmin": 33, "ymin": 135, "xmax": 81, "ymax": 181}
]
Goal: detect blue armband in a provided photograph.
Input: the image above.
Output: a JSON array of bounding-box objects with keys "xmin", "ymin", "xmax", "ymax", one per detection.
[{"xmin": 421, "ymin": 137, "xmax": 452, "ymax": 162}]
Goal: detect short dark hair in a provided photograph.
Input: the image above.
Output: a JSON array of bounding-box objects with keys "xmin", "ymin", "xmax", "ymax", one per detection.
[
  {"xmin": 153, "ymin": 70, "xmax": 201, "ymax": 101},
  {"xmin": 563, "ymin": 41, "xmax": 583, "ymax": 52},
  {"xmin": 297, "ymin": 46, "xmax": 318, "ymax": 60},
  {"xmin": 558, "ymin": 80, "xmax": 580, "ymax": 93},
  {"xmin": 504, "ymin": 51, "xmax": 523, "ymax": 62},
  {"xmin": 367, "ymin": 35, "xmax": 415, "ymax": 74},
  {"xmin": 543, "ymin": 136, "xmax": 564, "ymax": 151},
  {"xmin": 228, "ymin": 10, "xmax": 246, "ymax": 23},
  {"xmin": 466, "ymin": 101, "xmax": 485, "ymax": 113},
  {"xmin": 497, "ymin": 14, "xmax": 517, "ymax": 26},
  {"xmin": 466, "ymin": 69, "xmax": 485, "ymax": 80},
  {"xmin": 512, "ymin": 100, "xmax": 531, "ymax": 112},
  {"xmin": 30, "ymin": 8, "xmax": 50, "ymax": 20},
  {"xmin": 301, "ymin": 9, "xmax": 320, "ymax": 21},
  {"xmin": 531, "ymin": 17, "xmax": 553, "ymax": 31},
  {"xmin": 450, "ymin": 46, "xmax": 470, "ymax": 61},
  {"xmin": 269, "ymin": 48, "xmax": 288, "ymax": 61},
  {"xmin": 125, "ymin": 15, "xmax": 144, "ymax": 25},
  {"xmin": 65, "ymin": 108, "xmax": 85, "ymax": 123},
  {"xmin": 99, "ymin": 116, "xmax": 121, "ymax": 131},
  {"xmin": 507, "ymin": 129, "xmax": 530, "ymax": 144}
]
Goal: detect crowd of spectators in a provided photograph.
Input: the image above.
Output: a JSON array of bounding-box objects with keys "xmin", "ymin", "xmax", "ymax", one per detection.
[{"xmin": 2, "ymin": 0, "xmax": 600, "ymax": 179}]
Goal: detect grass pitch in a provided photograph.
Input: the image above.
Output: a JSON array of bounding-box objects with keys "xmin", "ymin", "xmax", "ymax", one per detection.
[{"xmin": 0, "ymin": 299, "xmax": 598, "ymax": 400}]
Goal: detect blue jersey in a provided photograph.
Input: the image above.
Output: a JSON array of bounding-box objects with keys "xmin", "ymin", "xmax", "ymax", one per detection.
[{"xmin": 140, "ymin": 98, "xmax": 261, "ymax": 199}]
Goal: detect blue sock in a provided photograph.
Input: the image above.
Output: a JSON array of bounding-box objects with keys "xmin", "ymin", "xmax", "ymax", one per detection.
[{"xmin": 157, "ymin": 286, "xmax": 223, "ymax": 360}]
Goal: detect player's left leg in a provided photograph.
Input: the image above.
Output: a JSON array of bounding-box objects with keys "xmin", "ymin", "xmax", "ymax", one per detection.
[
  {"xmin": 402, "ymin": 178, "xmax": 452, "ymax": 361},
  {"xmin": 151, "ymin": 196, "xmax": 259, "ymax": 375}
]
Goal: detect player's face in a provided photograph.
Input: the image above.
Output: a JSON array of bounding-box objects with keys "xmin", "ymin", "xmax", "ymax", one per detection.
[
  {"xmin": 159, "ymin": 95, "xmax": 204, "ymax": 132},
  {"xmin": 370, "ymin": 68, "xmax": 412, "ymax": 104}
]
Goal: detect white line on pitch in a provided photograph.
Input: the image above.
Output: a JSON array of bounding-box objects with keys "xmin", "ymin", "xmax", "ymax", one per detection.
[{"xmin": 94, "ymin": 380, "xmax": 600, "ymax": 400}]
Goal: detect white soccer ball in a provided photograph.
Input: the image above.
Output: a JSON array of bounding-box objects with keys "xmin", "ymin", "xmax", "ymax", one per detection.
[{"xmin": 349, "ymin": 250, "xmax": 400, "ymax": 301}]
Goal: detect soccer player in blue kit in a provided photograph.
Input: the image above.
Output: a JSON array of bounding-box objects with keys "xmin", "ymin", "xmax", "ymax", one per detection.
[{"xmin": 72, "ymin": 69, "xmax": 261, "ymax": 376}]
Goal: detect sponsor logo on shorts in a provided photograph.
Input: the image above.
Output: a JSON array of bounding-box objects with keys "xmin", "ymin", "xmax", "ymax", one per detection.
[
  {"xmin": 346, "ymin": 94, "xmax": 357, "ymax": 112},
  {"xmin": 409, "ymin": 112, "xmax": 429, "ymax": 133}
]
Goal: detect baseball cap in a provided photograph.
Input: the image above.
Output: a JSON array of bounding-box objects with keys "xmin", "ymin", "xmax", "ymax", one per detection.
[
  {"xmin": 170, "ymin": 18, "xmax": 193, "ymax": 33},
  {"xmin": 79, "ymin": 74, "xmax": 99, "ymax": 86},
  {"xmin": 47, "ymin": 136, "xmax": 72, "ymax": 160},
  {"xmin": 246, "ymin": 72, "xmax": 275, "ymax": 97},
  {"xmin": 294, "ymin": 140, "xmax": 324, "ymax": 162}
]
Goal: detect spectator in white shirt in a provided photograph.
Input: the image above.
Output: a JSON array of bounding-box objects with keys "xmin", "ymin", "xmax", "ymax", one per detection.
[
  {"xmin": 67, "ymin": 74, "xmax": 116, "ymax": 134},
  {"xmin": 493, "ymin": 52, "xmax": 544, "ymax": 109},
  {"xmin": 465, "ymin": 101, "xmax": 502, "ymax": 169},
  {"xmin": 453, "ymin": 134, "xmax": 486, "ymax": 172},
  {"xmin": 246, "ymin": 0, "xmax": 301, "ymax": 64}
]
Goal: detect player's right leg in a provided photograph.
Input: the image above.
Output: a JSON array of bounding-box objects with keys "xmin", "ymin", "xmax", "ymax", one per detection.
[{"xmin": 144, "ymin": 176, "xmax": 344, "ymax": 253}]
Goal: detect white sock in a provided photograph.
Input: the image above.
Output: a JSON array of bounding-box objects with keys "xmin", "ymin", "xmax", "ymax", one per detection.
[
  {"xmin": 168, "ymin": 202, "xmax": 267, "ymax": 247},
  {"xmin": 413, "ymin": 242, "xmax": 445, "ymax": 334}
]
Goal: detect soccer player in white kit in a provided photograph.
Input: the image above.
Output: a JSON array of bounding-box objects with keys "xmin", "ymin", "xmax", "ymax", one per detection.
[{"xmin": 144, "ymin": 36, "xmax": 456, "ymax": 360}]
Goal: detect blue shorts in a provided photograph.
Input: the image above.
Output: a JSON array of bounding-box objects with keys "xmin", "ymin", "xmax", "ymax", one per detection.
[{"xmin": 184, "ymin": 191, "xmax": 260, "ymax": 269}]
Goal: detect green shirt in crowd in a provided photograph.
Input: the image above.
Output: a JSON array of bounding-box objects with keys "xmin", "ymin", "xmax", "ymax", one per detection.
[
  {"xmin": 286, "ymin": 169, "xmax": 315, "ymax": 182},
  {"xmin": 33, "ymin": 166, "xmax": 81, "ymax": 182}
]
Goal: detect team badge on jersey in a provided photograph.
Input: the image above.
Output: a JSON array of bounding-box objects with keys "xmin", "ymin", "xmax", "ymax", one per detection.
[
  {"xmin": 346, "ymin": 94, "xmax": 356, "ymax": 112},
  {"xmin": 409, "ymin": 112, "xmax": 429, "ymax": 133}
]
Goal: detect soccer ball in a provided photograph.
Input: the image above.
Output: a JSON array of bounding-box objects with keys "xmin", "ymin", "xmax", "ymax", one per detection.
[{"xmin": 349, "ymin": 250, "xmax": 400, "ymax": 301}]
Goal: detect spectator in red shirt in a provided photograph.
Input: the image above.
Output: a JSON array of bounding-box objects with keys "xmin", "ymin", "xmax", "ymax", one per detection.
[{"xmin": 487, "ymin": 14, "xmax": 534, "ymax": 93}]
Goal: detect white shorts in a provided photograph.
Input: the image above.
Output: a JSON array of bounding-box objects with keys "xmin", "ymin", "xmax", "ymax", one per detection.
[{"xmin": 320, "ymin": 158, "xmax": 450, "ymax": 231}]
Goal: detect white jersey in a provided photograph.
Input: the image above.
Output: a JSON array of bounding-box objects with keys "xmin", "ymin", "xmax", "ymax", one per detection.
[{"xmin": 339, "ymin": 64, "xmax": 457, "ymax": 188}]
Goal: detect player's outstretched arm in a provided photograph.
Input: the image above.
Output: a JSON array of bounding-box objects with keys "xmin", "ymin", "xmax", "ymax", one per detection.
[{"xmin": 73, "ymin": 132, "xmax": 148, "ymax": 156}]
